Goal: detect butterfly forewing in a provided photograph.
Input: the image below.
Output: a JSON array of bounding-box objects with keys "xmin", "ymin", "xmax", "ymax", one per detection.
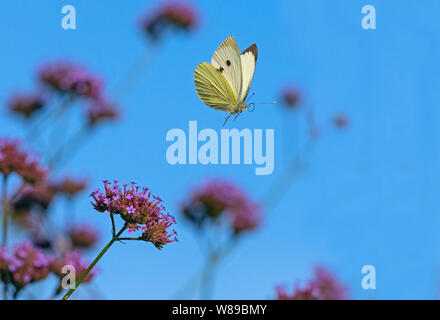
[
  {"xmin": 194, "ymin": 62, "xmax": 237, "ymax": 111},
  {"xmin": 211, "ymin": 36, "xmax": 242, "ymax": 100},
  {"xmin": 238, "ymin": 43, "xmax": 258, "ymax": 103}
]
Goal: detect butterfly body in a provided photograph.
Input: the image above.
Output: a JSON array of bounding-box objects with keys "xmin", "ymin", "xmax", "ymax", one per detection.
[{"xmin": 194, "ymin": 36, "xmax": 258, "ymax": 120}]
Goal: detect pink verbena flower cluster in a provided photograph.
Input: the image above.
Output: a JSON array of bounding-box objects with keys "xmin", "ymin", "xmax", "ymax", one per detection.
[
  {"xmin": 38, "ymin": 61, "xmax": 120, "ymax": 127},
  {"xmin": 90, "ymin": 181, "xmax": 177, "ymax": 249},
  {"xmin": 86, "ymin": 98, "xmax": 119, "ymax": 127},
  {"xmin": 12, "ymin": 184, "xmax": 56, "ymax": 215},
  {"xmin": 13, "ymin": 176, "xmax": 87, "ymax": 213},
  {"xmin": 39, "ymin": 61, "xmax": 103, "ymax": 99},
  {"xmin": 0, "ymin": 242, "xmax": 51, "ymax": 295},
  {"xmin": 68, "ymin": 224, "xmax": 99, "ymax": 249},
  {"xmin": 0, "ymin": 138, "xmax": 47, "ymax": 184},
  {"xmin": 12, "ymin": 198, "xmax": 52, "ymax": 231},
  {"xmin": 182, "ymin": 179, "xmax": 261, "ymax": 235},
  {"xmin": 0, "ymin": 242, "xmax": 96, "ymax": 298},
  {"xmin": 11, "ymin": 176, "xmax": 89, "ymax": 230},
  {"xmin": 140, "ymin": 1, "xmax": 199, "ymax": 41},
  {"xmin": 51, "ymin": 250, "xmax": 97, "ymax": 286},
  {"xmin": 7, "ymin": 92, "xmax": 45, "ymax": 119},
  {"xmin": 276, "ymin": 266, "xmax": 348, "ymax": 300},
  {"xmin": 51, "ymin": 176, "xmax": 87, "ymax": 197}
]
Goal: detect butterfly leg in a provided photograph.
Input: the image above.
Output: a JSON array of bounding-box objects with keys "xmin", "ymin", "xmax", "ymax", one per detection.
[
  {"xmin": 233, "ymin": 111, "xmax": 242, "ymax": 121},
  {"xmin": 223, "ymin": 113, "xmax": 232, "ymax": 126}
]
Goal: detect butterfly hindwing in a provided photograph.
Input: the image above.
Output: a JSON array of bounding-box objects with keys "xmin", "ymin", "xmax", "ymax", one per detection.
[
  {"xmin": 194, "ymin": 62, "xmax": 237, "ymax": 111},
  {"xmin": 238, "ymin": 43, "xmax": 258, "ymax": 103},
  {"xmin": 211, "ymin": 36, "xmax": 242, "ymax": 99}
]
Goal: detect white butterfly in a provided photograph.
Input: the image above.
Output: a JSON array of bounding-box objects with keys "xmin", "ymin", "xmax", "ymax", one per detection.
[{"xmin": 194, "ymin": 36, "xmax": 258, "ymax": 124}]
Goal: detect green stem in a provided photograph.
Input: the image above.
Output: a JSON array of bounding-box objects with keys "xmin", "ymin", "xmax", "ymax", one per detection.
[
  {"xmin": 111, "ymin": 45, "xmax": 157, "ymax": 102},
  {"xmin": 261, "ymin": 140, "xmax": 313, "ymax": 214},
  {"xmin": 2, "ymin": 281, "xmax": 7, "ymax": 300},
  {"xmin": 2, "ymin": 175, "xmax": 9, "ymax": 247},
  {"xmin": 26, "ymin": 94, "xmax": 75, "ymax": 143},
  {"xmin": 110, "ymin": 214, "xmax": 116, "ymax": 237},
  {"xmin": 200, "ymin": 250, "xmax": 220, "ymax": 300},
  {"xmin": 49, "ymin": 126, "xmax": 92, "ymax": 171},
  {"xmin": 2, "ymin": 175, "xmax": 8, "ymax": 300},
  {"xmin": 61, "ymin": 225, "xmax": 126, "ymax": 300}
]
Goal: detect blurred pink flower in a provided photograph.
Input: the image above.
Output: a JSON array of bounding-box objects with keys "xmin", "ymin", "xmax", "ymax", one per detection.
[
  {"xmin": 86, "ymin": 98, "xmax": 120, "ymax": 127},
  {"xmin": 7, "ymin": 92, "xmax": 45, "ymax": 119},
  {"xmin": 181, "ymin": 179, "xmax": 261, "ymax": 235},
  {"xmin": 313, "ymin": 266, "xmax": 347, "ymax": 299},
  {"xmin": 276, "ymin": 283, "xmax": 317, "ymax": 300},
  {"xmin": 51, "ymin": 176, "xmax": 88, "ymax": 197},
  {"xmin": 333, "ymin": 113, "xmax": 349, "ymax": 129},
  {"xmin": 39, "ymin": 61, "xmax": 103, "ymax": 99},
  {"xmin": 68, "ymin": 224, "xmax": 99, "ymax": 249},
  {"xmin": 51, "ymin": 250, "xmax": 97, "ymax": 294},
  {"xmin": 276, "ymin": 266, "xmax": 348, "ymax": 300},
  {"xmin": 12, "ymin": 184, "xmax": 56, "ymax": 214},
  {"xmin": 90, "ymin": 181, "xmax": 177, "ymax": 249},
  {"xmin": 0, "ymin": 242, "xmax": 52, "ymax": 296},
  {"xmin": 0, "ymin": 138, "xmax": 47, "ymax": 184},
  {"xmin": 281, "ymin": 85, "xmax": 302, "ymax": 110},
  {"xmin": 140, "ymin": 1, "xmax": 199, "ymax": 41}
]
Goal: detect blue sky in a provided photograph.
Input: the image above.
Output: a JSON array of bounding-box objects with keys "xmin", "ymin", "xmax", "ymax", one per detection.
[{"xmin": 1, "ymin": 0, "xmax": 439, "ymax": 299}]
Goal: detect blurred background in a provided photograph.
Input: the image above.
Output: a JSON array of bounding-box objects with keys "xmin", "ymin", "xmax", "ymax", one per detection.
[{"xmin": 0, "ymin": 0, "xmax": 439, "ymax": 300}]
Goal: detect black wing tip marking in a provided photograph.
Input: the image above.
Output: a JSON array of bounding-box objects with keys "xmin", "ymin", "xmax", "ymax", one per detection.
[{"xmin": 242, "ymin": 43, "xmax": 258, "ymax": 62}]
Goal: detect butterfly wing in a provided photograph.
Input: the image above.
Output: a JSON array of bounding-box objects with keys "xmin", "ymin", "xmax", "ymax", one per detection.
[
  {"xmin": 194, "ymin": 62, "xmax": 237, "ymax": 112},
  {"xmin": 238, "ymin": 43, "xmax": 258, "ymax": 103},
  {"xmin": 211, "ymin": 36, "xmax": 242, "ymax": 99}
]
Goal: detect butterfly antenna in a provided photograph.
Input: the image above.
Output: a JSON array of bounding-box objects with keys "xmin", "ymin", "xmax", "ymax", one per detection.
[
  {"xmin": 246, "ymin": 92, "xmax": 256, "ymax": 104},
  {"xmin": 253, "ymin": 101, "xmax": 277, "ymax": 105}
]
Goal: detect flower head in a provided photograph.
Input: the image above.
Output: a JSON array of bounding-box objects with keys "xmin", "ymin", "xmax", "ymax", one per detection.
[
  {"xmin": 276, "ymin": 266, "xmax": 348, "ymax": 300},
  {"xmin": 140, "ymin": 1, "xmax": 199, "ymax": 41},
  {"xmin": 12, "ymin": 184, "xmax": 56, "ymax": 215},
  {"xmin": 276, "ymin": 283, "xmax": 318, "ymax": 300},
  {"xmin": 90, "ymin": 181, "xmax": 177, "ymax": 249},
  {"xmin": 68, "ymin": 224, "xmax": 99, "ymax": 249},
  {"xmin": 0, "ymin": 242, "xmax": 51, "ymax": 295},
  {"xmin": 281, "ymin": 85, "xmax": 302, "ymax": 110},
  {"xmin": 181, "ymin": 179, "xmax": 261, "ymax": 235},
  {"xmin": 7, "ymin": 92, "xmax": 45, "ymax": 119},
  {"xmin": 52, "ymin": 176, "xmax": 87, "ymax": 197},
  {"xmin": 333, "ymin": 113, "xmax": 349, "ymax": 129},
  {"xmin": 51, "ymin": 251, "xmax": 97, "ymax": 294},
  {"xmin": 39, "ymin": 61, "xmax": 103, "ymax": 99},
  {"xmin": 86, "ymin": 98, "xmax": 119, "ymax": 127},
  {"xmin": 313, "ymin": 266, "xmax": 347, "ymax": 300},
  {"xmin": 0, "ymin": 138, "xmax": 47, "ymax": 184}
]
